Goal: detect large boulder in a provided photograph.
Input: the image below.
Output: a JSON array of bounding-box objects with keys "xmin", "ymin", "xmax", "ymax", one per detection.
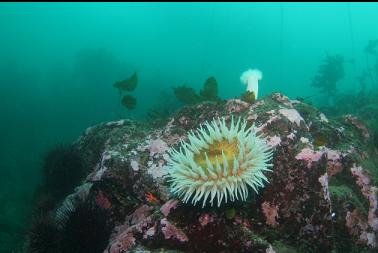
[{"xmin": 63, "ymin": 93, "xmax": 378, "ymax": 253}]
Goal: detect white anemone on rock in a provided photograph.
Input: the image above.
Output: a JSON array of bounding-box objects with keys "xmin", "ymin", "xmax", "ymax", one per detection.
[
  {"xmin": 165, "ymin": 117, "xmax": 273, "ymax": 207},
  {"xmin": 240, "ymin": 69, "xmax": 263, "ymax": 99}
]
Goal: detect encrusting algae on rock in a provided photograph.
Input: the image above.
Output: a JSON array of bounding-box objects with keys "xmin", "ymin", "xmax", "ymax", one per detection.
[{"xmin": 26, "ymin": 91, "xmax": 378, "ymax": 253}]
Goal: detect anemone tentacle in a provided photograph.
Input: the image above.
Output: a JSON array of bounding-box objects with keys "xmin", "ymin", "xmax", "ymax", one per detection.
[{"xmin": 166, "ymin": 117, "xmax": 273, "ymax": 207}]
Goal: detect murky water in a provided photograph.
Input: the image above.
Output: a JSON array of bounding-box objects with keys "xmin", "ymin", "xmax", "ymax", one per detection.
[{"xmin": 1, "ymin": 3, "xmax": 378, "ymax": 252}]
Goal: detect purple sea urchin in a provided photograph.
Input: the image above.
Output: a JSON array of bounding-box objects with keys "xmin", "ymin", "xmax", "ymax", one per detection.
[{"xmin": 166, "ymin": 117, "xmax": 273, "ymax": 207}]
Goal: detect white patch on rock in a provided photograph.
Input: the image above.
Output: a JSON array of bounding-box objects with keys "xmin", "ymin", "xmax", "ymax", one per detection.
[
  {"xmin": 267, "ymin": 135, "xmax": 281, "ymax": 147},
  {"xmin": 279, "ymin": 108, "xmax": 304, "ymax": 127},
  {"xmin": 106, "ymin": 119, "xmax": 125, "ymax": 127},
  {"xmin": 266, "ymin": 245, "xmax": 276, "ymax": 253},
  {"xmin": 319, "ymin": 113, "xmax": 329, "ymax": 123},
  {"xmin": 131, "ymin": 159, "xmax": 139, "ymax": 171},
  {"xmin": 148, "ymin": 160, "xmax": 167, "ymax": 179},
  {"xmin": 287, "ymin": 132, "xmax": 296, "ymax": 140},
  {"xmin": 300, "ymin": 137, "xmax": 310, "ymax": 144},
  {"xmin": 91, "ymin": 151, "xmax": 114, "ymax": 181},
  {"xmin": 149, "ymin": 139, "xmax": 169, "ymax": 157},
  {"xmin": 318, "ymin": 173, "xmax": 331, "ymax": 203}
]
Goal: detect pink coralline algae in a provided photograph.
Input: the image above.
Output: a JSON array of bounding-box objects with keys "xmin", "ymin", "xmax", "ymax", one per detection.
[
  {"xmin": 198, "ymin": 213, "xmax": 215, "ymax": 227},
  {"xmin": 95, "ymin": 191, "xmax": 112, "ymax": 209},
  {"xmin": 346, "ymin": 209, "xmax": 368, "ymax": 237},
  {"xmin": 139, "ymin": 138, "xmax": 171, "ymax": 180},
  {"xmin": 368, "ymin": 187, "xmax": 378, "ymax": 231},
  {"xmin": 107, "ymin": 231, "xmax": 136, "ymax": 253},
  {"xmin": 325, "ymin": 148, "xmax": 342, "ymax": 162},
  {"xmin": 256, "ymin": 115, "xmax": 280, "ymax": 132},
  {"xmin": 345, "ymin": 115, "xmax": 370, "ymax": 139},
  {"xmin": 324, "ymin": 148, "xmax": 344, "ymax": 176},
  {"xmin": 327, "ymin": 160, "xmax": 343, "ymax": 177},
  {"xmin": 345, "ymin": 210, "xmax": 376, "ymax": 247},
  {"xmin": 361, "ymin": 231, "xmax": 377, "ymax": 248},
  {"xmin": 261, "ymin": 201, "xmax": 279, "ymax": 227},
  {"xmin": 351, "ymin": 165, "xmax": 372, "ymax": 197},
  {"xmin": 247, "ymin": 113, "xmax": 258, "ymax": 121},
  {"xmin": 272, "ymin": 93, "xmax": 292, "ymax": 107},
  {"xmin": 160, "ymin": 218, "xmax": 189, "ymax": 242},
  {"xmin": 163, "ymin": 117, "xmax": 176, "ymax": 136},
  {"xmin": 130, "ymin": 205, "xmax": 154, "ymax": 226},
  {"xmin": 160, "ymin": 199, "xmax": 179, "ymax": 217},
  {"xmin": 106, "ymin": 205, "xmax": 154, "ymax": 252},
  {"xmin": 350, "ymin": 165, "xmax": 378, "ymax": 232},
  {"xmin": 318, "ymin": 173, "xmax": 331, "ymax": 203},
  {"xmin": 249, "ymin": 99, "xmax": 265, "ymax": 110},
  {"xmin": 226, "ymin": 99, "xmax": 250, "ymax": 113},
  {"xmin": 295, "ymin": 148, "xmax": 323, "ymax": 167},
  {"xmin": 147, "ymin": 159, "xmax": 167, "ymax": 179},
  {"xmin": 143, "ymin": 225, "xmax": 156, "ymax": 239},
  {"xmin": 345, "ymin": 165, "xmax": 378, "ymax": 248},
  {"xmin": 148, "ymin": 139, "xmax": 169, "ymax": 157},
  {"xmin": 234, "ymin": 217, "xmax": 252, "ymax": 230},
  {"xmin": 266, "ymin": 135, "xmax": 282, "ymax": 148},
  {"xmin": 279, "ymin": 108, "xmax": 304, "ymax": 127}
]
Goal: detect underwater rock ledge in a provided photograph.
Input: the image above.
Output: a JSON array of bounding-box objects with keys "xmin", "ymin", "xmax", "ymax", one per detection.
[{"xmin": 37, "ymin": 93, "xmax": 378, "ymax": 253}]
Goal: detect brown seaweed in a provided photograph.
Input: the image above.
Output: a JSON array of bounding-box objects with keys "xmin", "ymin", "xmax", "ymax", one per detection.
[
  {"xmin": 173, "ymin": 85, "xmax": 202, "ymax": 105},
  {"xmin": 200, "ymin": 77, "xmax": 219, "ymax": 101},
  {"xmin": 114, "ymin": 72, "xmax": 138, "ymax": 93},
  {"xmin": 121, "ymin": 95, "xmax": 136, "ymax": 110}
]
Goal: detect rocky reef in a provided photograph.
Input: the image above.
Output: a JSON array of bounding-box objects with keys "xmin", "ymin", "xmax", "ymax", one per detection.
[{"xmin": 30, "ymin": 93, "xmax": 378, "ymax": 253}]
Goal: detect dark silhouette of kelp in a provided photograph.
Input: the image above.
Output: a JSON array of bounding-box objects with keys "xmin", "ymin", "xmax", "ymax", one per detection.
[
  {"xmin": 113, "ymin": 72, "xmax": 138, "ymax": 111},
  {"xmin": 200, "ymin": 77, "xmax": 219, "ymax": 102},
  {"xmin": 121, "ymin": 94, "xmax": 137, "ymax": 110},
  {"xmin": 311, "ymin": 54, "xmax": 345, "ymax": 96},
  {"xmin": 113, "ymin": 72, "xmax": 138, "ymax": 93},
  {"xmin": 173, "ymin": 85, "xmax": 202, "ymax": 105},
  {"xmin": 173, "ymin": 76, "xmax": 220, "ymax": 106}
]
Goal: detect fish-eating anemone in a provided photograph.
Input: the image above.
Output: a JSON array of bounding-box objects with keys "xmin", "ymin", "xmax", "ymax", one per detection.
[{"xmin": 165, "ymin": 117, "xmax": 273, "ymax": 208}]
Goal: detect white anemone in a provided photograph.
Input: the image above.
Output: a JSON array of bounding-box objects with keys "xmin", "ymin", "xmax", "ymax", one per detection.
[{"xmin": 165, "ymin": 117, "xmax": 273, "ymax": 208}]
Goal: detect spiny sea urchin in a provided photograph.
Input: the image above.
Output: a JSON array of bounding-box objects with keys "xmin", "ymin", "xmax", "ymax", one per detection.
[
  {"xmin": 58, "ymin": 200, "xmax": 113, "ymax": 253},
  {"xmin": 27, "ymin": 214, "xmax": 61, "ymax": 253},
  {"xmin": 166, "ymin": 117, "xmax": 273, "ymax": 207}
]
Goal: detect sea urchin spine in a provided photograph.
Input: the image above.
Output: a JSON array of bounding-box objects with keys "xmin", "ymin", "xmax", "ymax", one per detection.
[{"xmin": 166, "ymin": 117, "xmax": 273, "ymax": 207}]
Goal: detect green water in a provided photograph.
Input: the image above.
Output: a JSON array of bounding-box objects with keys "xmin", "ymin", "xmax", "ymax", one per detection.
[{"xmin": 1, "ymin": 2, "xmax": 378, "ymax": 252}]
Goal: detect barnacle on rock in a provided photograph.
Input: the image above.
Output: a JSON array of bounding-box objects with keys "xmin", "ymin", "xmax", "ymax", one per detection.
[{"xmin": 166, "ymin": 117, "xmax": 273, "ymax": 207}]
